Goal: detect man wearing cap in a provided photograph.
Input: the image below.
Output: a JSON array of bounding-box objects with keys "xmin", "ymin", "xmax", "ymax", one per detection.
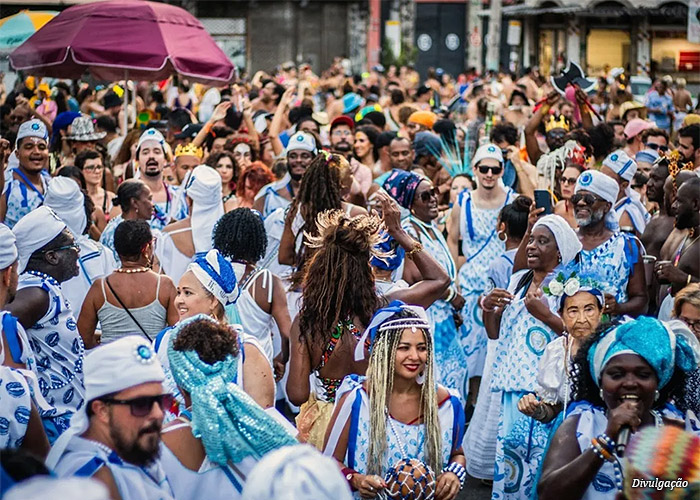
[
  {"xmin": 0, "ymin": 119, "xmax": 51, "ymax": 229},
  {"xmin": 570, "ymin": 170, "xmax": 647, "ymax": 317},
  {"xmin": 44, "ymin": 177, "xmax": 116, "ymax": 316},
  {"xmin": 447, "ymin": 144, "xmax": 515, "ymax": 401},
  {"xmin": 134, "ymin": 128, "xmax": 186, "ymax": 230},
  {"xmin": 600, "ymin": 149, "xmax": 650, "ymax": 236},
  {"xmin": 7, "ymin": 206, "xmax": 85, "ymax": 443},
  {"xmin": 329, "ymin": 115, "xmax": 372, "ymax": 195},
  {"xmin": 253, "ymin": 131, "xmax": 317, "ymax": 219},
  {"xmin": 623, "ymin": 118, "xmax": 654, "ymax": 158},
  {"xmin": 102, "ymin": 91, "xmax": 123, "ymax": 123},
  {"xmin": 406, "ymin": 110, "xmax": 437, "ymax": 142},
  {"xmin": 172, "ymin": 143, "xmax": 203, "ymax": 185},
  {"xmin": 46, "ymin": 336, "xmax": 176, "ymax": 500}
]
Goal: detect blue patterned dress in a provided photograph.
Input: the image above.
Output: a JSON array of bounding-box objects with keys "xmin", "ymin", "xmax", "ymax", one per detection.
[
  {"xmin": 0, "ymin": 365, "xmax": 32, "ymax": 448},
  {"xmin": 457, "ymin": 188, "xmax": 514, "ymax": 378},
  {"xmin": 577, "ymin": 232, "xmax": 638, "ymax": 304},
  {"xmin": 18, "ymin": 271, "xmax": 86, "ymax": 443},
  {"xmin": 324, "ymin": 376, "xmax": 465, "ymax": 500},
  {"xmin": 490, "ymin": 270, "xmax": 559, "ymax": 500},
  {"xmin": 404, "ymin": 216, "xmax": 469, "ymax": 404},
  {"xmin": 2, "ymin": 168, "xmax": 50, "ymax": 228}
]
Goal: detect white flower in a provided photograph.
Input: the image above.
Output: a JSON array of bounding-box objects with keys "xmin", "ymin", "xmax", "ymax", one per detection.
[
  {"xmin": 563, "ymin": 278, "xmax": 581, "ymax": 296},
  {"xmin": 548, "ymin": 280, "xmax": 564, "ymax": 296}
]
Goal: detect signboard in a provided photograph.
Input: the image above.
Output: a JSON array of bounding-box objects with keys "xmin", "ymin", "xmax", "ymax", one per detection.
[
  {"xmin": 385, "ymin": 20, "xmax": 401, "ymax": 59},
  {"xmin": 507, "ymin": 20, "xmax": 522, "ymax": 46},
  {"xmin": 689, "ymin": 0, "xmax": 700, "ymax": 43}
]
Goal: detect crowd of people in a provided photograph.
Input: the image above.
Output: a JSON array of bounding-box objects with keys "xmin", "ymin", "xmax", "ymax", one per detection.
[{"xmin": 0, "ymin": 59, "xmax": 700, "ymax": 500}]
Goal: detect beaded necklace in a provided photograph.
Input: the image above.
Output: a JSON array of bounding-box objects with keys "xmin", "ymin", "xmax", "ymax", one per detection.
[
  {"xmin": 23, "ymin": 269, "xmax": 60, "ymax": 287},
  {"xmin": 115, "ymin": 266, "xmax": 150, "ymax": 274},
  {"xmin": 385, "ymin": 407, "xmax": 425, "ymax": 459}
]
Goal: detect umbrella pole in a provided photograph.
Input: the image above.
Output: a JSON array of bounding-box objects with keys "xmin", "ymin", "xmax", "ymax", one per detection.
[{"xmin": 122, "ymin": 70, "xmax": 129, "ymax": 136}]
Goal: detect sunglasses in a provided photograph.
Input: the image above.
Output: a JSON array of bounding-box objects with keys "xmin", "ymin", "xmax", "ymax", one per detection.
[
  {"xmin": 645, "ymin": 142, "xmax": 668, "ymax": 152},
  {"xmin": 571, "ymin": 193, "xmax": 606, "ymax": 206},
  {"xmin": 418, "ymin": 187, "xmax": 438, "ymax": 202},
  {"xmin": 101, "ymin": 393, "xmax": 174, "ymax": 417},
  {"xmin": 83, "ymin": 165, "xmax": 104, "ymax": 172},
  {"xmin": 42, "ymin": 242, "xmax": 80, "ymax": 254},
  {"xmin": 561, "ymin": 176, "xmax": 578, "ymax": 185},
  {"xmin": 478, "ymin": 165, "xmax": 503, "ymax": 175}
]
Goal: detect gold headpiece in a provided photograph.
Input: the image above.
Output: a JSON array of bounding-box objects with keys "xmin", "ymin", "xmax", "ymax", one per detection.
[
  {"xmin": 545, "ymin": 114, "xmax": 570, "ymax": 133},
  {"xmin": 174, "ymin": 142, "xmax": 203, "ymax": 160}
]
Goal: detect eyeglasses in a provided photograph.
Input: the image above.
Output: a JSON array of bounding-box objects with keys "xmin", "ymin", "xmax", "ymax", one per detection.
[
  {"xmin": 332, "ymin": 130, "xmax": 353, "ymax": 138},
  {"xmin": 83, "ymin": 165, "xmax": 104, "ymax": 172},
  {"xmin": 561, "ymin": 176, "xmax": 578, "ymax": 185},
  {"xmin": 418, "ymin": 187, "xmax": 438, "ymax": 203},
  {"xmin": 101, "ymin": 393, "xmax": 174, "ymax": 417},
  {"xmin": 571, "ymin": 193, "xmax": 606, "ymax": 206},
  {"xmin": 477, "ymin": 165, "xmax": 503, "ymax": 175},
  {"xmin": 645, "ymin": 142, "xmax": 669, "ymax": 152},
  {"xmin": 41, "ymin": 242, "xmax": 80, "ymax": 254},
  {"xmin": 679, "ymin": 316, "xmax": 700, "ymax": 334}
]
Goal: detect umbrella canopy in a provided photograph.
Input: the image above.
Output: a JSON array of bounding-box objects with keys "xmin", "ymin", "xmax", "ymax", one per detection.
[
  {"xmin": 0, "ymin": 10, "xmax": 57, "ymax": 54},
  {"xmin": 9, "ymin": 0, "xmax": 234, "ymax": 84}
]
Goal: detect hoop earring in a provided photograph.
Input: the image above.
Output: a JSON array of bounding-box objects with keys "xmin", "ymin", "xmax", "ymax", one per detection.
[{"xmin": 497, "ymin": 230, "xmax": 508, "ymax": 243}]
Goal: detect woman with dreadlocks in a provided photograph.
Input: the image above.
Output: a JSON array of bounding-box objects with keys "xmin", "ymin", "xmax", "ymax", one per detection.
[
  {"xmin": 287, "ymin": 193, "xmax": 450, "ymax": 449},
  {"xmin": 324, "ymin": 302, "xmax": 466, "ymax": 500},
  {"xmin": 278, "ymin": 152, "xmax": 366, "ymax": 269}
]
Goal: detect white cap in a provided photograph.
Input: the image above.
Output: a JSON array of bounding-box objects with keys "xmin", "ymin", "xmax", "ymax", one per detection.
[
  {"xmin": 15, "ymin": 119, "xmax": 48, "ymax": 147},
  {"xmin": 472, "ymin": 143, "xmax": 503, "ymax": 167},
  {"xmin": 136, "ymin": 127, "xmax": 166, "ymax": 152},
  {"xmin": 285, "ymin": 131, "xmax": 317, "ymax": 155},
  {"xmin": 0, "ymin": 223, "xmax": 17, "ymax": 269},
  {"xmin": 603, "ymin": 149, "xmax": 638, "ymax": 182}
]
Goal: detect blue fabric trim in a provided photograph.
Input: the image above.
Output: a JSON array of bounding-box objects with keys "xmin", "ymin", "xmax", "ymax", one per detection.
[
  {"xmin": 154, "ymin": 326, "xmax": 172, "ymax": 352},
  {"xmin": 221, "ymin": 464, "xmax": 243, "ymax": 493},
  {"xmin": 464, "ymin": 194, "xmax": 475, "ymax": 241},
  {"xmin": 347, "ymin": 390, "xmax": 363, "ymax": 470},
  {"xmin": 74, "ymin": 456, "xmax": 106, "ymax": 477},
  {"xmin": 621, "ymin": 233, "xmax": 640, "ymax": 276},
  {"xmin": 449, "ymin": 395, "xmax": 466, "ymax": 451},
  {"xmin": 2, "ymin": 313, "xmax": 22, "ymax": 364}
]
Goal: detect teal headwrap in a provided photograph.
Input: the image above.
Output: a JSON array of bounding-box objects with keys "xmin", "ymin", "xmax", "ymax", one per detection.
[
  {"xmin": 588, "ymin": 317, "xmax": 700, "ymax": 389},
  {"xmin": 167, "ymin": 324, "xmax": 296, "ymax": 466}
]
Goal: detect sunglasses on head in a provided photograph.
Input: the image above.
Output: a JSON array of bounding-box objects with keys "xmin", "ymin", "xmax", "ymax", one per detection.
[
  {"xmin": 418, "ymin": 187, "xmax": 438, "ymax": 202},
  {"xmin": 101, "ymin": 393, "xmax": 174, "ymax": 417},
  {"xmin": 645, "ymin": 142, "xmax": 668, "ymax": 152},
  {"xmin": 477, "ymin": 165, "xmax": 503, "ymax": 175},
  {"xmin": 571, "ymin": 192, "xmax": 606, "ymax": 206}
]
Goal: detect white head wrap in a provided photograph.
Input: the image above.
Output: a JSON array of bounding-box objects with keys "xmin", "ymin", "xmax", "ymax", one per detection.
[
  {"xmin": 241, "ymin": 445, "xmax": 352, "ymax": 500},
  {"xmin": 0, "ymin": 224, "xmax": 18, "ymax": 269},
  {"xmin": 15, "ymin": 119, "xmax": 48, "ymax": 147},
  {"xmin": 472, "ymin": 143, "xmax": 504, "ymax": 167},
  {"xmin": 44, "ymin": 177, "xmax": 88, "ymax": 239},
  {"xmin": 186, "ymin": 249, "xmax": 240, "ymax": 306},
  {"xmin": 136, "ymin": 127, "xmax": 166, "ymax": 152},
  {"xmin": 574, "ymin": 170, "xmax": 621, "ymax": 231},
  {"xmin": 603, "ymin": 150, "xmax": 637, "ymax": 182},
  {"xmin": 185, "ymin": 165, "xmax": 223, "ymax": 253},
  {"xmin": 532, "ymin": 214, "xmax": 582, "ymax": 266},
  {"xmin": 5, "ymin": 477, "xmax": 109, "ymax": 500},
  {"xmin": 46, "ymin": 336, "xmax": 165, "ymax": 469},
  {"xmin": 12, "ymin": 206, "xmax": 67, "ymax": 273}
]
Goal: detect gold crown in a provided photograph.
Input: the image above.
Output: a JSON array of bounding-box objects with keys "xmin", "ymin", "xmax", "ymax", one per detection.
[
  {"xmin": 174, "ymin": 142, "xmax": 203, "ymax": 159},
  {"xmin": 544, "ymin": 114, "xmax": 570, "ymax": 133}
]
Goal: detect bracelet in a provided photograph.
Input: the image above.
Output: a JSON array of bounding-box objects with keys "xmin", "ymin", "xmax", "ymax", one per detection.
[
  {"xmin": 406, "ymin": 240, "xmax": 424, "ymax": 258},
  {"xmin": 341, "ymin": 467, "xmax": 358, "ymax": 492},
  {"xmin": 479, "ymin": 294, "xmax": 496, "ymax": 312},
  {"xmin": 442, "ymin": 461, "xmax": 466, "ymax": 489},
  {"xmin": 598, "ymin": 433, "xmax": 615, "ymax": 451},
  {"xmin": 591, "ymin": 438, "xmax": 614, "ymax": 462},
  {"xmin": 446, "ymin": 288, "xmax": 456, "ymax": 303}
]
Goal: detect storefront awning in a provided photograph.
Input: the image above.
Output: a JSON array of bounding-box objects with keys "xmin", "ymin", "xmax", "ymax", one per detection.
[{"xmin": 502, "ymin": 4, "xmax": 687, "ymax": 19}]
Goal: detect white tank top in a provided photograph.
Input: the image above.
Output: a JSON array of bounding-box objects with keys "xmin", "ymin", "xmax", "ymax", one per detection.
[{"xmin": 235, "ymin": 268, "xmax": 275, "ymax": 361}]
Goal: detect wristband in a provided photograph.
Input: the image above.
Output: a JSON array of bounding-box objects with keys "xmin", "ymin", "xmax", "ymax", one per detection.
[
  {"xmin": 479, "ymin": 294, "xmax": 495, "ymax": 312},
  {"xmin": 442, "ymin": 462, "xmax": 466, "ymax": 489},
  {"xmin": 446, "ymin": 288, "xmax": 456, "ymax": 303},
  {"xmin": 341, "ymin": 467, "xmax": 358, "ymax": 492}
]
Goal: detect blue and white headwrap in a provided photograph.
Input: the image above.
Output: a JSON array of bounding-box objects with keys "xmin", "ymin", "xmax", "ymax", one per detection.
[
  {"xmin": 354, "ymin": 300, "xmax": 430, "ymax": 361},
  {"xmin": 588, "ymin": 317, "xmax": 700, "ymax": 389},
  {"xmin": 575, "ymin": 170, "xmax": 621, "ymax": 231},
  {"xmin": 370, "ymin": 232, "xmax": 404, "ymax": 271},
  {"xmin": 167, "ymin": 322, "xmax": 297, "ymax": 466},
  {"xmin": 187, "ymin": 249, "xmax": 240, "ymax": 306}
]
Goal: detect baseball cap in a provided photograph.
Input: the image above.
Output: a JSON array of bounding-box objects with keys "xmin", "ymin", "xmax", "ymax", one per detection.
[
  {"xmin": 624, "ymin": 118, "xmax": 653, "ymax": 140},
  {"xmin": 330, "ymin": 115, "xmax": 355, "ymax": 132},
  {"xmin": 472, "ymin": 143, "xmax": 504, "ymax": 167},
  {"xmin": 285, "ymin": 131, "xmax": 317, "ymax": 155}
]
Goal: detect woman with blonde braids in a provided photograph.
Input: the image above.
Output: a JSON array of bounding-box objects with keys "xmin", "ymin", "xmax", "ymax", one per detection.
[
  {"xmin": 287, "ymin": 193, "xmax": 450, "ymax": 448},
  {"xmin": 324, "ymin": 303, "xmax": 466, "ymax": 500}
]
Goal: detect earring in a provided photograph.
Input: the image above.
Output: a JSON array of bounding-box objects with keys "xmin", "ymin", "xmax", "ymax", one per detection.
[
  {"xmin": 558, "ymin": 253, "xmax": 562, "ymax": 263},
  {"xmin": 654, "ymin": 390, "xmax": 660, "ymax": 402},
  {"xmin": 497, "ymin": 230, "xmax": 508, "ymax": 243},
  {"xmin": 416, "ymin": 372, "xmax": 425, "ymax": 385},
  {"xmin": 599, "ymin": 388, "xmax": 604, "ymax": 400}
]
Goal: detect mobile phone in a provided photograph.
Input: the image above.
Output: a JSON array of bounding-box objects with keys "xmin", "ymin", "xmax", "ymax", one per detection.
[{"xmin": 534, "ymin": 189, "xmax": 552, "ymax": 215}]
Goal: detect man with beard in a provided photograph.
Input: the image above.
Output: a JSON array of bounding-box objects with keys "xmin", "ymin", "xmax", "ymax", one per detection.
[
  {"xmin": 656, "ymin": 176, "xmax": 700, "ymax": 296},
  {"xmin": 677, "ymin": 124, "xmax": 700, "ymax": 169},
  {"xmin": 600, "ymin": 149, "xmax": 649, "ymax": 236},
  {"xmin": 7, "ymin": 207, "xmax": 85, "ymax": 443},
  {"xmin": 329, "ymin": 116, "xmax": 372, "ymax": 195},
  {"xmin": 571, "ymin": 170, "xmax": 647, "ymax": 317},
  {"xmin": 46, "ymin": 336, "xmax": 175, "ymax": 500},
  {"xmin": 641, "ymin": 157, "xmax": 673, "ymax": 258},
  {"xmin": 610, "ymin": 120, "xmax": 626, "ymax": 148},
  {"xmin": 135, "ymin": 128, "xmax": 186, "ymax": 230},
  {"xmin": 447, "ymin": 144, "xmax": 516, "ymax": 407},
  {"xmin": 0, "ymin": 119, "xmax": 50, "ymax": 228},
  {"xmin": 253, "ymin": 131, "xmax": 316, "ymax": 219},
  {"xmin": 252, "ymin": 79, "xmax": 284, "ymax": 114}
]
